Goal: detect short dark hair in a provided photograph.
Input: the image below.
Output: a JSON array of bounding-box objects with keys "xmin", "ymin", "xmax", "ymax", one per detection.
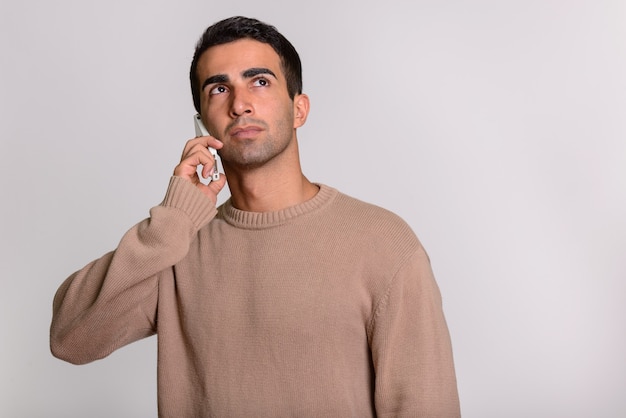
[{"xmin": 190, "ymin": 16, "xmax": 303, "ymax": 113}]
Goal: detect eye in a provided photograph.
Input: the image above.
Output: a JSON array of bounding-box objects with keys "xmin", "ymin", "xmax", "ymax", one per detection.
[
  {"xmin": 252, "ymin": 77, "xmax": 269, "ymax": 87},
  {"xmin": 209, "ymin": 85, "xmax": 228, "ymax": 95}
]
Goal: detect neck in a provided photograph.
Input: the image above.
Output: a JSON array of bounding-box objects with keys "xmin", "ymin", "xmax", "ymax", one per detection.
[{"xmin": 228, "ymin": 175, "xmax": 319, "ymax": 213}]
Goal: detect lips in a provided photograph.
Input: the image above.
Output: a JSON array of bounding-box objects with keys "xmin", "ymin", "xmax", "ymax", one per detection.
[{"xmin": 229, "ymin": 125, "xmax": 263, "ymax": 139}]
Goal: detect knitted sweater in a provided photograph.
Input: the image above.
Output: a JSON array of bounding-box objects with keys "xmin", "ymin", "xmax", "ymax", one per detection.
[{"xmin": 51, "ymin": 176, "xmax": 460, "ymax": 417}]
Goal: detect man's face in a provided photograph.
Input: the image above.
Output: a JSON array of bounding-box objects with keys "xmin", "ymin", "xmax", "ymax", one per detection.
[{"xmin": 196, "ymin": 39, "xmax": 304, "ymax": 170}]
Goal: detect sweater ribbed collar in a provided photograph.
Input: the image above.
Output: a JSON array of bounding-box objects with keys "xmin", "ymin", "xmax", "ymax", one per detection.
[{"xmin": 219, "ymin": 184, "xmax": 337, "ymax": 230}]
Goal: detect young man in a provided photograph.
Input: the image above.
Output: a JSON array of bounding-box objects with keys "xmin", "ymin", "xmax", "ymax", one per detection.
[{"xmin": 51, "ymin": 16, "xmax": 460, "ymax": 417}]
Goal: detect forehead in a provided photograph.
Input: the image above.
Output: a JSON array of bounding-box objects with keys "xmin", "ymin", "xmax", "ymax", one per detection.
[{"xmin": 197, "ymin": 38, "xmax": 283, "ymax": 79}]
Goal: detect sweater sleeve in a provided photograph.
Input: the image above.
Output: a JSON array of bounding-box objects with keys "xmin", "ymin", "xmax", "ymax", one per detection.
[
  {"xmin": 368, "ymin": 245, "xmax": 461, "ymax": 418},
  {"xmin": 50, "ymin": 176, "xmax": 217, "ymax": 365}
]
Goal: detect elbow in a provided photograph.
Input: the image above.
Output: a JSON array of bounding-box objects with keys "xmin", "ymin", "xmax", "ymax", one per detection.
[
  {"xmin": 49, "ymin": 326, "xmax": 95, "ymax": 365},
  {"xmin": 50, "ymin": 336, "xmax": 83, "ymax": 365}
]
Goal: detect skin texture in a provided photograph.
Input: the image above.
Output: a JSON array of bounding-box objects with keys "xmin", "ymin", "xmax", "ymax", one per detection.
[{"xmin": 175, "ymin": 39, "xmax": 317, "ymax": 212}]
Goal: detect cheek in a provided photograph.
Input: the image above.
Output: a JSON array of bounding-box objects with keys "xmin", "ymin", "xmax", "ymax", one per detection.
[
  {"xmin": 272, "ymin": 109, "xmax": 295, "ymax": 137},
  {"xmin": 204, "ymin": 103, "xmax": 228, "ymax": 134}
]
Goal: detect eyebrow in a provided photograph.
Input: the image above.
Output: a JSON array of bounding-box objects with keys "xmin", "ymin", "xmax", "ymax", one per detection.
[
  {"xmin": 201, "ymin": 74, "xmax": 229, "ymax": 90},
  {"xmin": 242, "ymin": 67, "xmax": 276, "ymax": 79},
  {"xmin": 201, "ymin": 67, "xmax": 277, "ymax": 91}
]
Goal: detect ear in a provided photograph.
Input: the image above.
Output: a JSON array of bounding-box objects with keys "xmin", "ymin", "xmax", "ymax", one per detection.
[{"xmin": 292, "ymin": 93, "xmax": 310, "ymax": 129}]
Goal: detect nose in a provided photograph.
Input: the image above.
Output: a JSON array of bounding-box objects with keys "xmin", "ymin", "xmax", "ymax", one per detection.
[{"xmin": 229, "ymin": 87, "xmax": 253, "ymax": 118}]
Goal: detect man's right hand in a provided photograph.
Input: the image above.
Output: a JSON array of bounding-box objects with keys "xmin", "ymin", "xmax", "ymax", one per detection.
[{"xmin": 173, "ymin": 135, "xmax": 227, "ymax": 204}]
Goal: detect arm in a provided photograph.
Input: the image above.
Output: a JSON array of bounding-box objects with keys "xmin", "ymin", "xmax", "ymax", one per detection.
[
  {"xmin": 51, "ymin": 135, "xmax": 226, "ymax": 364},
  {"xmin": 50, "ymin": 176, "xmax": 218, "ymax": 364},
  {"xmin": 368, "ymin": 246, "xmax": 461, "ymax": 417}
]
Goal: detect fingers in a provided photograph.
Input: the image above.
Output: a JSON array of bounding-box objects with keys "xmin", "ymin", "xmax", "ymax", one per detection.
[
  {"xmin": 179, "ymin": 135, "xmax": 223, "ymax": 161},
  {"xmin": 200, "ymin": 151, "xmax": 218, "ymax": 180},
  {"xmin": 184, "ymin": 170, "xmax": 227, "ymax": 205},
  {"xmin": 174, "ymin": 136, "xmax": 223, "ymax": 182},
  {"xmin": 173, "ymin": 136, "xmax": 226, "ymax": 204}
]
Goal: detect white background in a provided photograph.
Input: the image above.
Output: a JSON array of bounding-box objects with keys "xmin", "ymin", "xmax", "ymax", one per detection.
[{"xmin": 1, "ymin": 0, "xmax": 625, "ymax": 417}]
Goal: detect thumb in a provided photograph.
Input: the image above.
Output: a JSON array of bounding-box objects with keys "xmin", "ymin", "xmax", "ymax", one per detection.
[{"xmin": 199, "ymin": 173, "xmax": 227, "ymax": 205}]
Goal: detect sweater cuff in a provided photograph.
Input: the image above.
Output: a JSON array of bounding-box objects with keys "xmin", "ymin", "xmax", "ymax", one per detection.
[{"xmin": 160, "ymin": 176, "xmax": 218, "ymax": 229}]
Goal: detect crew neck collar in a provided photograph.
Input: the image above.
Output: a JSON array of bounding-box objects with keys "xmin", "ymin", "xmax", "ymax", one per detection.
[{"xmin": 219, "ymin": 184, "xmax": 337, "ymax": 229}]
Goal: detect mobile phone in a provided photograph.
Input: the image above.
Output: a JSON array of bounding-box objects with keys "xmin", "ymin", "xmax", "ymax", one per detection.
[{"xmin": 193, "ymin": 114, "xmax": 220, "ymax": 181}]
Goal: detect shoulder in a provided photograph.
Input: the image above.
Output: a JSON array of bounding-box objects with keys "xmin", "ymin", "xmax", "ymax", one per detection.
[
  {"xmin": 325, "ymin": 186, "xmax": 422, "ymax": 255},
  {"xmin": 332, "ymin": 188, "xmax": 416, "ymax": 232},
  {"xmin": 323, "ymin": 187, "xmax": 433, "ymax": 300}
]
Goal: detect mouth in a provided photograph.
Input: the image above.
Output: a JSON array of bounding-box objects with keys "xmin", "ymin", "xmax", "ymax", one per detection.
[{"xmin": 229, "ymin": 125, "xmax": 263, "ymax": 139}]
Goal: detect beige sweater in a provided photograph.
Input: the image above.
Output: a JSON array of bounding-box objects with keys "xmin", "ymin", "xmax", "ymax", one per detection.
[{"xmin": 51, "ymin": 176, "xmax": 460, "ymax": 417}]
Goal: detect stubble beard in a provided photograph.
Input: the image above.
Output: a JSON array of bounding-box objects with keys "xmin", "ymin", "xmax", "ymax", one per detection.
[{"xmin": 219, "ymin": 116, "xmax": 294, "ymax": 171}]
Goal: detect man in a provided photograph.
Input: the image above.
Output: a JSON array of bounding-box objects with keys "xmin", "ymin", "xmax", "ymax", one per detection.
[{"xmin": 51, "ymin": 16, "xmax": 460, "ymax": 417}]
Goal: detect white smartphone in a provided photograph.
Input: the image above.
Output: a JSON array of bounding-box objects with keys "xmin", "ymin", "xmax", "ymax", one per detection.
[{"xmin": 193, "ymin": 114, "xmax": 220, "ymax": 182}]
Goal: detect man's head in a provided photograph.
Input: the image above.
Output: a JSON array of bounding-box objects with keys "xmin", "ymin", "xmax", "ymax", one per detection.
[{"xmin": 190, "ymin": 16, "xmax": 303, "ymax": 113}]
